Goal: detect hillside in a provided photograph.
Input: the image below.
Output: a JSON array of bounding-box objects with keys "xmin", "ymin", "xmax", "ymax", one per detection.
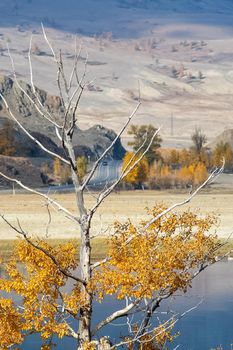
[
  {"xmin": 209, "ymin": 129, "xmax": 233, "ymax": 150},
  {"xmin": 0, "ymin": 75, "xmax": 126, "ymax": 160},
  {"xmin": 0, "ymin": 1, "xmax": 232, "ymax": 149},
  {"xmin": 1, "ymin": 0, "xmax": 233, "ymax": 37},
  {"xmin": 0, "ymin": 155, "xmax": 46, "ymax": 187}
]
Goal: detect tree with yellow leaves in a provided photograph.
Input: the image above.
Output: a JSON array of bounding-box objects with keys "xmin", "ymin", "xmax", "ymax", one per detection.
[
  {"xmin": 212, "ymin": 141, "xmax": 233, "ymax": 170},
  {"xmin": 177, "ymin": 165, "xmax": 194, "ymax": 186},
  {"xmin": 127, "ymin": 124, "xmax": 162, "ymax": 165},
  {"xmin": 53, "ymin": 157, "xmax": 61, "ymax": 178},
  {"xmin": 122, "ymin": 151, "xmax": 149, "ymax": 188},
  {"xmin": 0, "ymin": 204, "xmax": 220, "ymax": 350},
  {"xmin": 148, "ymin": 162, "xmax": 174, "ymax": 189},
  {"xmin": 77, "ymin": 156, "xmax": 88, "ymax": 183},
  {"xmin": 193, "ymin": 162, "xmax": 209, "ymax": 185},
  {"xmin": 0, "ymin": 118, "xmax": 16, "ymax": 156},
  {"xmin": 178, "ymin": 162, "xmax": 208, "ymax": 187},
  {"xmin": 0, "ymin": 27, "xmax": 226, "ymax": 350}
]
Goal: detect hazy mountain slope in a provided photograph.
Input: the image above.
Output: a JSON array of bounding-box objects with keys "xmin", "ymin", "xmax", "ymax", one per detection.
[
  {"xmin": 0, "ymin": 0, "xmax": 233, "ymax": 149},
  {"xmin": 209, "ymin": 129, "xmax": 233, "ymax": 150},
  {"xmin": 0, "ymin": 0, "xmax": 233, "ymax": 38}
]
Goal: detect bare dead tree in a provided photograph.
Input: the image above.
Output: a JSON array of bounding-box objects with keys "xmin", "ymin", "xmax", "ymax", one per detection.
[{"xmin": 0, "ymin": 26, "xmax": 228, "ymax": 350}]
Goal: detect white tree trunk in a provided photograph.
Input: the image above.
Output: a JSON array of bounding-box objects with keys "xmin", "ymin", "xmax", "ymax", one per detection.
[{"xmin": 78, "ymin": 220, "xmax": 92, "ymax": 348}]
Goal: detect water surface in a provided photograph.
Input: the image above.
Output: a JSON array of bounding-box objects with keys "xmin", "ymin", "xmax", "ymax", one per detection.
[{"xmin": 12, "ymin": 261, "xmax": 233, "ymax": 349}]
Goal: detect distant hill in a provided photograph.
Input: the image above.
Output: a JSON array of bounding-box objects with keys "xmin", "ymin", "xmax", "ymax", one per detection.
[
  {"xmin": 1, "ymin": 0, "xmax": 233, "ymax": 38},
  {"xmin": 209, "ymin": 129, "xmax": 233, "ymax": 150},
  {"xmin": 118, "ymin": 0, "xmax": 233, "ymax": 12}
]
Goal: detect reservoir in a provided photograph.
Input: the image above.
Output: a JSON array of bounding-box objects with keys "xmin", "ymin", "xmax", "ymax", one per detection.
[{"xmin": 16, "ymin": 261, "xmax": 233, "ymax": 349}]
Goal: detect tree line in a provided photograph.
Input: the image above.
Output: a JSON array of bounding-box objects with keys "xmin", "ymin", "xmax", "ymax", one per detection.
[
  {"xmin": 0, "ymin": 120, "xmax": 231, "ymax": 189},
  {"xmin": 0, "ymin": 119, "xmax": 231, "ymax": 190},
  {"xmin": 123, "ymin": 125, "xmax": 232, "ymax": 189}
]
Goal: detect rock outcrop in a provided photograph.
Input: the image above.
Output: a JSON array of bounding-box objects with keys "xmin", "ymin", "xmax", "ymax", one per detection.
[
  {"xmin": 0, "ymin": 75, "xmax": 126, "ymax": 160},
  {"xmin": 0, "ymin": 155, "xmax": 45, "ymax": 188}
]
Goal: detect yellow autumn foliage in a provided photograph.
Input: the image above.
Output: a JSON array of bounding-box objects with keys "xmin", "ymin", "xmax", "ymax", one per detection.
[
  {"xmin": 178, "ymin": 162, "xmax": 208, "ymax": 187},
  {"xmin": 53, "ymin": 157, "xmax": 61, "ymax": 178},
  {"xmin": 0, "ymin": 240, "xmax": 79, "ymax": 348},
  {"xmin": 0, "ymin": 298, "xmax": 23, "ymax": 350},
  {"xmin": 0, "ymin": 205, "xmax": 218, "ymax": 349},
  {"xmin": 92, "ymin": 205, "xmax": 218, "ymax": 301},
  {"xmin": 122, "ymin": 151, "xmax": 149, "ymax": 185}
]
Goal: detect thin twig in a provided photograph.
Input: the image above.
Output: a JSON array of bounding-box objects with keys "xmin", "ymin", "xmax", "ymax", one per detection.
[
  {"xmin": 0, "ymin": 93, "xmax": 69, "ymax": 164},
  {"xmin": 27, "ymin": 37, "xmax": 59, "ymax": 127}
]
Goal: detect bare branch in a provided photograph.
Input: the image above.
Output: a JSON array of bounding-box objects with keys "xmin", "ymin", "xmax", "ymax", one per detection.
[
  {"xmin": 74, "ymin": 49, "xmax": 89, "ymax": 90},
  {"xmin": 41, "ymin": 23, "xmax": 56, "ymax": 59},
  {"xmin": 81, "ymin": 101, "xmax": 141, "ymax": 190},
  {"xmin": 0, "ymin": 214, "xmax": 85, "ymax": 285},
  {"xmin": 65, "ymin": 324, "xmax": 79, "ymax": 339},
  {"xmin": 68, "ymin": 38, "xmax": 82, "ymax": 91},
  {"xmin": 118, "ymin": 131, "xmax": 148, "ymax": 177},
  {"xmin": 41, "ymin": 24, "xmax": 67, "ymax": 112},
  {"xmin": 58, "ymin": 49, "xmax": 69, "ymax": 97},
  {"xmin": 0, "ymin": 93, "xmax": 69, "ymax": 164},
  {"xmin": 7, "ymin": 44, "xmax": 61, "ymax": 130},
  {"xmin": 0, "ymin": 171, "xmax": 79, "ymax": 223},
  {"xmin": 120, "ymin": 127, "xmax": 161, "ymax": 181},
  {"xmin": 140, "ymin": 301, "xmax": 203, "ymax": 346},
  {"xmin": 27, "ymin": 37, "xmax": 60, "ymax": 127},
  {"xmin": 91, "ymin": 257, "xmax": 109, "ymax": 270},
  {"xmin": 89, "ymin": 126, "xmax": 161, "ymax": 216},
  {"xmin": 44, "ymin": 199, "xmax": 52, "ymax": 238},
  {"xmin": 143, "ymin": 162, "xmax": 224, "ymax": 231},
  {"xmin": 92, "ymin": 300, "xmax": 139, "ymax": 336},
  {"xmin": 110, "ymin": 300, "xmax": 203, "ymax": 349}
]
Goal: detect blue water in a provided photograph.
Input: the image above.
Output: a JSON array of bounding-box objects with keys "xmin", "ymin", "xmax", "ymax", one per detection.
[
  {"xmin": 14, "ymin": 261, "xmax": 233, "ymax": 349},
  {"xmin": 167, "ymin": 261, "xmax": 233, "ymax": 349}
]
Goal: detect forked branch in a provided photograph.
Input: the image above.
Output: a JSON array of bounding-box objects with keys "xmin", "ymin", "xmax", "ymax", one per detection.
[
  {"xmin": 81, "ymin": 101, "xmax": 141, "ymax": 190},
  {"xmin": 89, "ymin": 126, "xmax": 161, "ymax": 216},
  {"xmin": 8, "ymin": 44, "xmax": 61, "ymax": 130}
]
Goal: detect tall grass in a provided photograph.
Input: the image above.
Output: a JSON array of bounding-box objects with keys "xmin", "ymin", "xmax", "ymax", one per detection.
[{"xmin": 0, "ymin": 238, "xmax": 109, "ymax": 262}]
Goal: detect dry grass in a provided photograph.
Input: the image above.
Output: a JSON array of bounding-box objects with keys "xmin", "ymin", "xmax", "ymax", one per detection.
[
  {"xmin": 0, "ymin": 237, "xmax": 109, "ymax": 262},
  {"xmin": 0, "ymin": 237, "xmax": 232, "ymax": 262},
  {"xmin": 0, "ymin": 190, "xmax": 233, "ymax": 239},
  {"xmin": 217, "ymin": 238, "xmax": 233, "ymax": 257},
  {"xmin": 1, "ymin": 187, "xmax": 233, "ymax": 260}
]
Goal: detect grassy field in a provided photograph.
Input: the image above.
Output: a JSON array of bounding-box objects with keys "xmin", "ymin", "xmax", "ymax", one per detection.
[
  {"xmin": 0, "ymin": 190, "xmax": 233, "ymax": 239},
  {"xmin": 1, "ymin": 188, "xmax": 233, "ymax": 259},
  {"xmin": 0, "ymin": 237, "xmax": 232, "ymax": 261},
  {"xmin": 0, "ymin": 237, "xmax": 109, "ymax": 261}
]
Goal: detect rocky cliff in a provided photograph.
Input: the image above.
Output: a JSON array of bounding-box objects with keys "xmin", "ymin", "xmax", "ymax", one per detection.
[{"xmin": 0, "ymin": 75, "xmax": 126, "ymax": 160}]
